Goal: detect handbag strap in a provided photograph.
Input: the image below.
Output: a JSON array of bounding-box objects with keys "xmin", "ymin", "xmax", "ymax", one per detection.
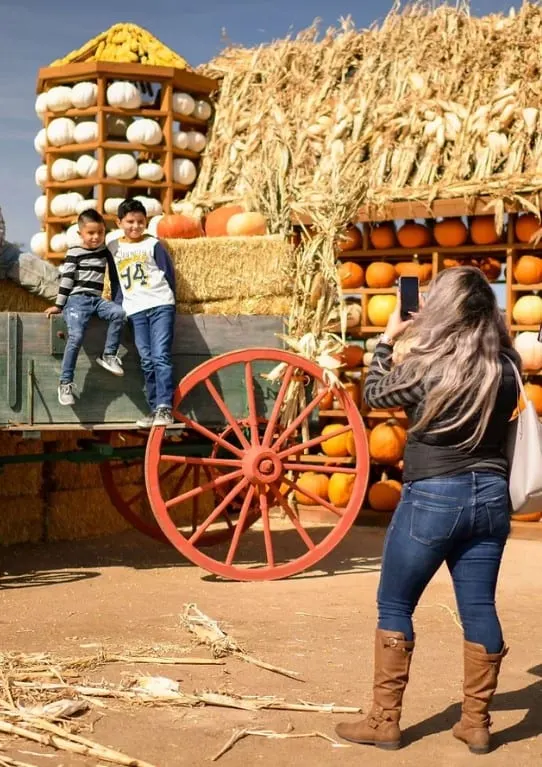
[{"xmin": 505, "ymin": 357, "xmax": 527, "ymax": 405}]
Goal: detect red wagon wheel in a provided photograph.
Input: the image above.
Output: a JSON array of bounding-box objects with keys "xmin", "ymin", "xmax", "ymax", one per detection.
[{"xmin": 145, "ymin": 348, "xmax": 369, "ymax": 581}]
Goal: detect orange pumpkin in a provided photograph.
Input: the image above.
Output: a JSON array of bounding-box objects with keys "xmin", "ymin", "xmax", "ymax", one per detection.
[
  {"xmin": 338, "ymin": 261, "xmax": 364, "ymax": 289},
  {"xmin": 157, "ymin": 214, "xmax": 203, "ymax": 239},
  {"xmin": 443, "ymin": 257, "xmax": 462, "ymax": 269},
  {"xmin": 227, "ymin": 211, "xmax": 267, "ymax": 237},
  {"xmin": 204, "ymin": 205, "xmax": 244, "ymax": 237},
  {"xmin": 397, "ymin": 222, "xmax": 431, "ymax": 248},
  {"xmin": 343, "ymin": 381, "xmax": 361, "ymax": 408},
  {"xmin": 341, "ymin": 345, "xmax": 364, "ymax": 369},
  {"xmin": 337, "ymin": 226, "xmax": 363, "ymax": 252},
  {"xmin": 367, "ymin": 294, "xmax": 397, "ymax": 327},
  {"xmin": 480, "ymin": 257, "xmax": 502, "ymax": 282},
  {"xmin": 515, "ymin": 213, "xmax": 541, "ymax": 244},
  {"xmin": 513, "ymin": 255, "xmax": 542, "ymax": 285},
  {"xmin": 319, "ymin": 389, "xmax": 335, "ymax": 411},
  {"xmin": 395, "ymin": 259, "xmax": 432, "ymax": 284},
  {"xmin": 470, "ymin": 216, "xmax": 500, "ymax": 245},
  {"xmin": 510, "ymin": 511, "xmax": 542, "ymax": 522},
  {"xmin": 328, "ymin": 473, "xmax": 356, "ymax": 507},
  {"xmin": 434, "ymin": 218, "xmax": 468, "ymax": 247},
  {"xmin": 519, "ymin": 382, "xmax": 542, "ymax": 415},
  {"xmin": 294, "ymin": 472, "xmax": 330, "ymax": 505},
  {"xmin": 512, "ymin": 295, "xmax": 542, "ymax": 326},
  {"xmin": 366, "ymin": 261, "xmax": 396, "ymax": 289},
  {"xmin": 370, "ymin": 223, "xmax": 397, "ymax": 249},
  {"xmin": 368, "ymin": 476, "xmax": 402, "ymax": 512},
  {"xmin": 369, "ymin": 421, "xmax": 407, "ymax": 464},
  {"xmin": 321, "ymin": 424, "xmax": 351, "ymax": 457}
]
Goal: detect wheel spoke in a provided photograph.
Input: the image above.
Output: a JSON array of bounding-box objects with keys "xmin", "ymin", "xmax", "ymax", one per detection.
[
  {"xmin": 245, "ymin": 362, "xmax": 260, "ymax": 446},
  {"xmin": 282, "ymin": 476, "xmax": 345, "ymax": 517},
  {"xmin": 205, "ymin": 378, "xmax": 251, "ymax": 450},
  {"xmin": 191, "ymin": 466, "xmax": 201, "ymax": 535},
  {"xmin": 272, "ymin": 388, "xmax": 331, "ymax": 451},
  {"xmin": 225, "ymin": 485, "xmax": 256, "ymax": 566},
  {"xmin": 269, "ymin": 483, "xmax": 316, "ymax": 551},
  {"xmin": 165, "ymin": 469, "xmax": 244, "ymax": 509},
  {"xmin": 262, "ymin": 365, "xmax": 295, "ymax": 447},
  {"xmin": 161, "ymin": 455, "xmax": 242, "ymax": 469},
  {"xmin": 189, "ymin": 477, "xmax": 249, "ymax": 545},
  {"xmin": 278, "ymin": 425, "xmax": 352, "ymax": 460},
  {"xmin": 170, "ymin": 413, "xmax": 244, "ymax": 458},
  {"xmin": 259, "ymin": 491, "xmax": 275, "ymax": 567},
  {"xmin": 283, "ymin": 462, "xmax": 357, "ymax": 475}
]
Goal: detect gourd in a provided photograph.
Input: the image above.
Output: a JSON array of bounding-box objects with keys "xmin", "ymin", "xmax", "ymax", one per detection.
[
  {"xmin": 366, "ymin": 261, "xmax": 396, "ymax": 288},
  {"xmin": 363, "ymin": 352, "xmax": 374, "ymax": 367},
  {"xmin": 513, "ymin": 255, "xmax": 542, "ymax": 285},
  {"xmin": 480, "ymin": 257, "xmax": 502, "ymax": 282},
  {"xmin": 156, "ymin": 214, "xmax": 202, "ymax": 239},
  {"xmin": 294, "ymin": 472, "xmax": 329, "ymax": 504},
  {"xmin": 319, "ymin": 388, "xmax": 335, "ymax": 411},
  {"xmin": 104, "ymin": 198, "xmax": 126, "ymax": 215},
  {"xmin": 514, "ymin": 332, "xmax": 542, "ymax": 371},
  {"xmin": 34, "ymin": 195, "xmax": 47, "ymax": 221},
  {"xmin": 368, "ymin": 474, "xmax": 402, "ymax": 511},
  {"xmin": 205, "ymin": 205, "xmax": 244, "ymax": 237},
  {"xmin": 34, "ymin": 129, "xmax": 47, "ymax": 155},
  {"xmin": 226, "ymin": 212, "xmax": 267, "ymax": 237},
  {"xmin": 51, "ymin": 158, "xmax": 78, "ymax": 182},
  {"xmin": 50, "ymin": 192, "xmax": 84, "ymax": 218},
  {"xmin": 433, "ymin": 217, "xmax": 468, "ymax": 247},
  {"xmin": 105, "ymin": 153, "xmax": 138, "ymax": 180},
  {"xmin": 328, "ymin": 473, "xmax": 355, "ymax": 507},
  {"xmin": 106, "ymin": 81, "xmax": 141, "ymax": 109},
  {"xmin": 134, "ymin": 196, "xmax": 163, "ymax": 217},
  {"xmin": 173, "ymin": 131, "xmax": 189, "ymax": 149},
  {"xmin": 35, "ymin": 165, "xmax": 48, "ymax": 188},
  {"xmin": 66, "ymin": 224, "xmax": 83, "ymax": 248},
  {"xmin": 365, "ymin": 337, "xmax": 379, "ymax": 353},
  {"xmin": 47, "ymin": 118, "xmax": 76, "ymax": 147},
  {"xmin": 30, "ymin": 232, "xmax": 48, "ymax": 257},
  {"xmin": 138, "ymin": 162, "xmax": 164, "ymax": 182},
  {"xmin": 46, "ymin": 86, "xmax": 72, "ymax": 113},
  {"xmin": 337, "ymin": 226, "xmax": 363, "ymax": 252},
  {"xmin": 321, "ymin": 424, "xmax": 352, "ymax": 457},
  {"xmin": 193, "ymin": 99, "xmax": 212, "ymax": 120},
  {"xmin": 397, "ymin": 221, "xmax": 431, "ymax": 248},
  {"xmin": 51, "ymin": 232, "xmax": 68, "ymax": 253},
  {"xmin": 147, "ymin": 215, "xmax": 163, "ymax": 236},
  {"xmin": 172, "ymin": 92, "xmax": 195, "ymax": 115},
  {"xmin": 171, "ymin": 200, "xmax": 204, "ymax": 219},
  {"xmin": 75, "ymin": 199, "xmax": 98, "ymax": 215},
  {"xmin": 76, "ymin": 154, "xmax": 98, "ymax": 178},
  {"xmin": 370, "ymin": 222, "xmax": 396, "ymax": 249},
  {"xmin": 369, "ymin": 421, "xmax": 407, "ymax": 464},
  {"xmin": 126, "ymin": 119, "xmax": 163, "ymax": 146},
  {"xmin": 367, "ymin": 294, "xmax": 397, "ymax": 326},
  {"xmin": 106, "ymin": 114, "xmax": 132, "ymax": 137},
  {"xmin": 338, "ymin": 261, "xmax": 364, "ymax": 289},
  {"xmin": 74, "ymin": 121, "xmax": 98, "ymax": 144},
  {"xmin": 186, "ymin": 131, "xmax": 207, "ymax": 153},
  {"xmin": 515, "ymin": 213, "xmax": 540, "ymax": 244},
  {"xmin": 35, "ymin": 93, "xmax": 49, "ymax": 121},
  {"xmin": 71, "ymin": 82, "xmax": 97, "ymax": 109},
  {"xmin": 340, "ymin": 345, "xmax": 364, "ymax": 368},
  {"xmin": 470, "ymin": 215, "xmax": 500, "ymax": 245},
  {"xmin": 520, "ymin": 382, "xmax": 542, "ymax": 415},
  {"xmin": 512, "ymin": 295, "xmax": 542, "ymax": 326},
  {"xmin": 173, "ymin": 158, "xmax": 197, "ymax": 185}
]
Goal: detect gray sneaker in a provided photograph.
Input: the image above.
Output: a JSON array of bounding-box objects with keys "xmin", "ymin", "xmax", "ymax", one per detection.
[
  {"xmin": 58, "ymin": 382, "xmax": 77, "ymax": 406},
  {"xmin": 97, "ymin": 354, "xmax": 124, "ymax": 376},
  {"xmin": 136, "ymin": 413, "xmax": 155, "ymax": 429},
  {"xmin": 153, "ymin": 407, "xmax": 174, "ymax": 427}
]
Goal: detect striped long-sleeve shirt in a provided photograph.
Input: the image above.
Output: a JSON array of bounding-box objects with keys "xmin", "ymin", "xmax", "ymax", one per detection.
[
  {"xmin": 55, "ymin": 244, "xmax": 113, "ymax": 309},
  {"xmin": 364, "ymin": 340, "xmax": 518, "ymax": 482},
  {"xmin": 0, "ymin": 207, "xmax": 5, "ymax": 251}
]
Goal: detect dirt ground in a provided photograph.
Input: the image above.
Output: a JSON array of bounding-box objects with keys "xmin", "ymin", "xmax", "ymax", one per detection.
[{"xmin": 0, "ymin": 526, "xmax": 541, "ymax": 767}]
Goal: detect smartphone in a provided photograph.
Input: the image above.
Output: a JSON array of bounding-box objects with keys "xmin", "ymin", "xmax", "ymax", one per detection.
[{"xmin": 399, "ymin": 276, "xmax": 419, "ymax": 321}]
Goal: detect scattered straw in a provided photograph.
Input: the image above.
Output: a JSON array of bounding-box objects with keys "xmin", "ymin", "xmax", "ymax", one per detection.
[{"xmin": 212, "ymin": 725, "xmax": 347, "ymax": 762}]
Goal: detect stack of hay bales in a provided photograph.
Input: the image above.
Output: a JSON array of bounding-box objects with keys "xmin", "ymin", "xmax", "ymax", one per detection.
[
  {"xmin": 0, "ymin": 433, "xmax": 44, "ymax": 545},
  {"xmin": 0, "ymin": 280, "xmax": 52, "ymax": 312}
]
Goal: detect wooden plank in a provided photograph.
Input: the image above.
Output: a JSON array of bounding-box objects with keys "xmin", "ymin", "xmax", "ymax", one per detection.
[
  {"xmin": 172, "ymin": 69, "xmax": 217, "ymax": 95},
  {"xmin": 6, "ymin": 314, "xmax": 18, "ymax": 408},
  {"xmin": 357, "ymin": 195, "xmax": 541, "ymax": 223},
  {"xmin": 509, "ymin": 520, "xmax": 542, "ymax": 542}
]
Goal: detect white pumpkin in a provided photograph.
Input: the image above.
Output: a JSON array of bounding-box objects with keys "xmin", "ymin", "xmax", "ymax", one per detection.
[
  {"xmin": 138, "ymin": 162, "xmax": 164, "ymax": 182},
  {"xmin": 47, "ymin": 117, "xmax": 75, "ymax": 147},
  {"xmin": 134, "ymin": 196, "xmax": 162, "ymax": 217},
  {"xmin": 105, "ymin": 153, "xmax": 138, "ymax": 180},
  {"xmin": 147, "ymin": 215, "xmax": 164, "ymax": 236},
  {"xmin": 34, "ymin": 195, "xmax": 47, "ymax": 221},
  {"xmin": 30, "ymin": 232, "xmax": 48, "ymax": 257},
  {"xmin": 106, "ymin": 114, "xmax": 132, "ymax": 137},
  {"xmin": 34, "ymin": 128, "xmax": 47, "ymax": 155},
  {"xmin": 104, "ymin": 198, "xmax": 126, "ymax": 216},
  {"xmin": 35, "ymin": 164, "xmax": 48, "ymax": 188},
  {"xmin": 51, "ymin": 158, "xmax": 78, "ymax": 182},
  {"xmin": 126, "ymin": 118, "xmax": 163, "ymax": 146},
  {"xmin": 71, "ymin": 81, "xmax": 98, "ymax": 109},
  {"xmin": 171, "ymin": 199, "xmax": 204, "ymax": 219},
  {"xmin": 172, "ymin": 92, "xmax": 195, "ymax": 115},
  {"xmin": 74, "ymin": 121, "xmax": 98, "ymax": 144},
  {"xmin": 193, "ymin": 100, "xmax": 212, "ymax": 121},
  {"xmin": 106, "ymin": 228, "xmax": 123, "ymax": 245},
  {"xmin": 173, "ymin": 131, "xmax": 189, "ymax": 150},
  {"xmin": 66, "ymin": 224, "xmax": 83, "ymax": 248},
  {"xmin": 514, "ymin": 331, "xmax": 542, "ymax": 371},
  {"xmin": 46, "ymin": 86, "xmax": 73, "ymax": 113},
  {"xmin": 106, "ymin": 81, "xmax": 141, "ymax": 110},
  {"xmin": 51, "ymin": 232, "xmax": 68, "ymax": 253},
  {"xmin": 35, "ymin": 93, "xmax": 49, "ymax": 121},
  {"xmin": 50, "ymin": 192, "xmax": 84, "ymax": 218},
  {"xmin": 173, "ymin": 158, "xmax": 197, "ymax": 185},
  {"xmin": 75, "ymin": 198, "xmax": 98, "ymax": 215},
  {"xmin": 186, "ymin": 131, "xmax": 207, "ymax": 153},
  {"xmin": 76, "ymin": 154, "xmax": 98, "ymax": 178}
]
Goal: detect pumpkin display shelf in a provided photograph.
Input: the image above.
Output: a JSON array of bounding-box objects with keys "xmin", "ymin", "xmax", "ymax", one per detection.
[{"xmin": 33, "ymin": 60, "xmax": 216, "ymax": 260}]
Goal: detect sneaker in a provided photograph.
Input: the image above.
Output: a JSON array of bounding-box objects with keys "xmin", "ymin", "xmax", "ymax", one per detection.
[
  {"xmin": 153, "ymin": 406, "xmax": 174, "ymax": 427},
  {"xmin": 58, "ymin": 382, "xmax": 77, "ymax": 406},
  {"xmin": 96, "ymin": 354, "xmax": 124, "ymax": 376},
  {"xmin": 136, "ymin": 413, "xmax": 155, "ymax": 429}
]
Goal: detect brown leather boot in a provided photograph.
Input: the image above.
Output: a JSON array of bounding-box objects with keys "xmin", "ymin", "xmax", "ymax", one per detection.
[
  {"xmin": 453, "ymin": 640, "xmax": 508, "ymax": 754},
  {"xmin": 335, "ymin": 629, "xmax": 415, "ymax": 750}
]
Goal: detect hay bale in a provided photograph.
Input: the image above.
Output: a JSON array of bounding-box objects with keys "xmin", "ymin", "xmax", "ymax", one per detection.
[
  {"xmin": 47, "ymin": 487, "xmax": 132, "ymax": 541},
  {"xmin": 0, "ymin": 495, "xmax": 43, "ymax": 545},
  {"xmin": 0, "ymin": 280, "xmax": 52, "ymax": 312},
  {"xmin": 164, "ymin": 235, "xmax": 295, "ymax": 304},
  {"xmin": 0, "ymin": 433, "xmax": 42, "ymax": 498},
  {"xmin": 178, "ymin": 295, "xmax": 290, "ymax": 316}
]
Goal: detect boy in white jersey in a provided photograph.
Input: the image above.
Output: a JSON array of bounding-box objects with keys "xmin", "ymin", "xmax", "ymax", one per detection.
[{"xmin": 108, "ymin": 199, "xmax": 176, "ymax": 428}]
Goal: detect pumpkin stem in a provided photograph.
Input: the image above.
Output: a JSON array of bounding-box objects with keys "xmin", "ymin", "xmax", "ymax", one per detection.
[{"xmin": 381, "ymin": 471, "xmax": 389, "ymax": 482}]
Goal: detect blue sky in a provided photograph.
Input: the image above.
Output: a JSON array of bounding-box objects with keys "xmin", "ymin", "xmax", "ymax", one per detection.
[{"xmin": 0, "ymin": 0, "xmax": 513, "ymax": 246}]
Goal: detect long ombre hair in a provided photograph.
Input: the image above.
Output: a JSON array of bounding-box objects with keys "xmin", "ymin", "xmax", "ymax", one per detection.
[{"xmin": 387, "ymin": 267, "xmax": 519, "ymax": 449}]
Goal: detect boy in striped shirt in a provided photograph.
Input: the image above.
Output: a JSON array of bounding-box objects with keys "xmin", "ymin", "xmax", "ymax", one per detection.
[{"xmin": 45, "ymin": 209, "xmax": 126, "ymax": 406}]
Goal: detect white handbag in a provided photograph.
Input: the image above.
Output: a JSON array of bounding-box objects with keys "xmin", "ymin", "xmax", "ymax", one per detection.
[{"xmin": 507, "ymin": 360, "xmax": 542, "ymax": 515}]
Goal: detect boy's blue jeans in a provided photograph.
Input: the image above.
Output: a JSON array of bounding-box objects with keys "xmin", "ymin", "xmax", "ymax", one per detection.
[
  {"xmin": 130, "ymin": 304, "xmax": 175, "ymax": 411},
  {"xmin": 61, "ymin": 294, "xmax": 125, "ymax": 384},
  {"xmin": 377, "ymin": 472, "xmax": 510, "ymax": 653}
]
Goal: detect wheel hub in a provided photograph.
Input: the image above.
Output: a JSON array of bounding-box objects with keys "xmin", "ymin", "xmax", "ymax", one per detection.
[{"xmin": 242, "ymin": 447, "xmax": 283, "ymax": 484}]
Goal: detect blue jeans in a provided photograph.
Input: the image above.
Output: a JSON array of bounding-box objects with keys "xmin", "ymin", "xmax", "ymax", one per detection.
[
  {"xmin": 130, "ymin": 305, "xmax": 175, "ymax": 410},
  {"xmin": 61, "ymin": 294, "xmax": 126, "ymax": 384},
  {"xmin": 377, "ymin": 472, "xmax": 510, "ymax": 654}
]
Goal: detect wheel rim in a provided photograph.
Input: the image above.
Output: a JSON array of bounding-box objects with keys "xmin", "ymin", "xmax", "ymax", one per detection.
[{"xmin": 145, "ymin": 348, "xmax": 369, "ymax": 581}]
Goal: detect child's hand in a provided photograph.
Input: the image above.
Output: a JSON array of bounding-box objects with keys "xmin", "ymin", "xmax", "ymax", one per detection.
[{"xmin": 44, "ymin": 306, "xmax": 61, "ymax": 318}]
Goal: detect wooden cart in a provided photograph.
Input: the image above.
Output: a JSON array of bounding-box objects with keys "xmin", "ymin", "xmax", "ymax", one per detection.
[{"xmin": 0, "ymin": 312, "xmax": 369, "ymax": 580}]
